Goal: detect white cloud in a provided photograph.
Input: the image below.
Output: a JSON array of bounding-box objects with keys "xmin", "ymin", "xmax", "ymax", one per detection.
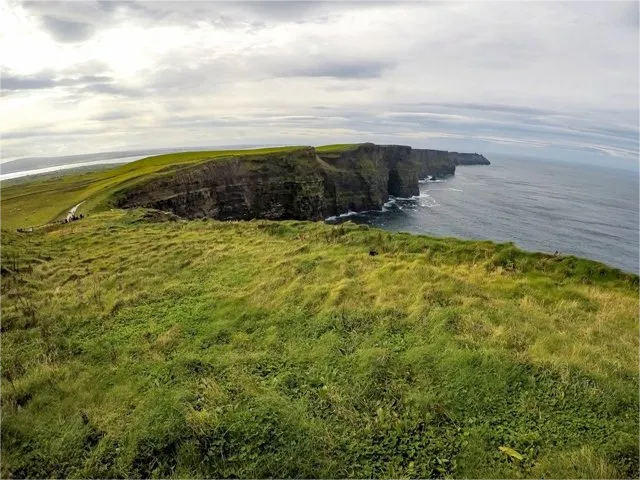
[{"xmin": 0, "ymin": 0, "xmax": 638, "ymax": 165}]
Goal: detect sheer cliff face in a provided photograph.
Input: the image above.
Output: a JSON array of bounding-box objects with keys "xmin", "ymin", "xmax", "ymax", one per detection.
[
  {"xmin": 114, "ymin": 144, "xmax": 488, "ymax": 221},
  {"xmin": 410, "ymin": 149, "xmax": 456, "ymax": 178},
  {"xmin": 449, "ymin": 152, "xmax": 491, "ymax": 165},
  {"xmin": 318, "ymin": 143, "xmax": 418, "ymax": 216},
  {"xmin": 115, "ymin": 144, "xmax": 418, "ymax": 220},
  {"xmin": 410, "ymin": 149, "xmax": 490, "ymax": 177},
  {"xmin": 114, "ymin": 147, "xmax": 326, "ymax": 220}
]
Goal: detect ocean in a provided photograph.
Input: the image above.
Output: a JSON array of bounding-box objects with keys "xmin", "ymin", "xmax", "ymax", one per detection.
[{"xmin": 328, "ymin": 154, "xmax": 639, "ymax": 274}]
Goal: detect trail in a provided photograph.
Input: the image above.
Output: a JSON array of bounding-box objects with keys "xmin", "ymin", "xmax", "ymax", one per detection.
[{"xmin": 66, "ymin": 201, "xmax": 85, "ymax": 221}]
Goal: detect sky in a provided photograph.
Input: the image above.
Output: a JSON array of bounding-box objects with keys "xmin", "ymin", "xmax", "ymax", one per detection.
[{"xmin": 1, "ymin": 0, "xmax": 639, "ymax": 169}]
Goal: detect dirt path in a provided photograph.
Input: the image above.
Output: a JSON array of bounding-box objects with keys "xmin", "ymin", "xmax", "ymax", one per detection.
[{"xmin": 66, "ymin": 201, "xmax": 85, "ymax": 221}]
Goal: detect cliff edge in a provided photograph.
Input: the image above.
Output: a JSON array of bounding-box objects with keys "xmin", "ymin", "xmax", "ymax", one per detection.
[
  {"xmin": 114, "ymin": 143, "xmax": 489, "ymax": 221},
  {"xmin": 449, "ymin": 152, "xmax": 491, "ymax": 166}
]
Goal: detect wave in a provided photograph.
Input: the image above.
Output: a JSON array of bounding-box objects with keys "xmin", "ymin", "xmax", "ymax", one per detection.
[
  {"xmin": 391, "ymin": 195, "xmax": 416, "ymax": 201},
  {"xmin": 388, "ymin": 193, "xmax": 440, "ymax": 209},
  {"xmin": 382, "ymin": 198, "xmax": 397, "ymax": 211},
  {"xmin": 324, "ymin": 210, "xmax": 361, "ymax": 221},
  {"xmin": 325, "ymin": 197, "xmax": 407, "ymax": 222},
  {"xmin": 325, "ymin": 191, "xmax": 442, "ymax": 222},
  {"xmin": 418, "ymin": 193, "xmax": 439, "ymax": 208}
]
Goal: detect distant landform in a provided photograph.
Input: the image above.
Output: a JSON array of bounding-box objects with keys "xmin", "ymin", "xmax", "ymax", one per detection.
[
  {"xmin": 0, "ymin": 144, "xmax": 271, "ymax": 180},
  {"xmin": 0, "ymin": 143, "xmax": 489, "ymax": 230},
  {"xmin": 115, "ymin": 143, "xmax": 490, "ymax": 221}
]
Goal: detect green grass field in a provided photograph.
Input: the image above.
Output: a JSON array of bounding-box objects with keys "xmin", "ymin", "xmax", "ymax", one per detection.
[
  {"xmin": 315, "ymin": 144, "xmax": 361, "ymax": 153},
  {"xmin": 1, "ymin": 209, "xmax": 638, "ymax": 478},
  {"xmin": 1, "ymin": 145, "xmax": 360, "ymax": 230}
]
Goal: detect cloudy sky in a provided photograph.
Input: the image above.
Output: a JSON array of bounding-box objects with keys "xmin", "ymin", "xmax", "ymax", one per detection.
[{"xmin": 1, "ymin": 0, "xmax": 638, "ymax": 168}]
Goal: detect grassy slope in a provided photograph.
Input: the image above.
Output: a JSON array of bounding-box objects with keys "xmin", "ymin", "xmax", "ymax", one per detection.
[
  {"xmin": 1, "ymin": 210, "xmax": 638, "ymax": 479},
  {"xmin": 315, "ymin": 144, "xmax": 361, "ymax": 153},
  {"xmin": 1, "ymin": 145, "xmax": 340, "ymax": 230}
]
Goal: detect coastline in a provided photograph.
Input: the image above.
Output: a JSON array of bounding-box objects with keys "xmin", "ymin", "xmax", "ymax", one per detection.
[{"xmin": 0, "ymin": 156, "xmax": 145, "ymax": 182}]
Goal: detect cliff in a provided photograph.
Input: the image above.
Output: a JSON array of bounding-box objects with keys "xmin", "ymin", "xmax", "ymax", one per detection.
[
  {"xmin": 114, "ymin": 143, "xmax": 488, "ymax": 221},
  {"xmin": 411, "ymin": 149, "xmax": 456, "ymax": 178},
  {"xmin": 449, "ymin": 152, "xmax": 491, "ymax": 165},
  {"xmin": 411, "ymin": 149, "xmax": 491, "ymax": 178},
  {"xmin": 114, "ymin": 147, "xmax": 327, "ymax": 221}
]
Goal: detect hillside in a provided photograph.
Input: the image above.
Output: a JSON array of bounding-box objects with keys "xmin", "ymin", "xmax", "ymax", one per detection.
[
  {"xmin": 1, "ymin": 209, "xmax": 638, "ymax": 479},
  {"xmin": 0, "ymin": 146, "xmax": 309, "ymax": 230}
]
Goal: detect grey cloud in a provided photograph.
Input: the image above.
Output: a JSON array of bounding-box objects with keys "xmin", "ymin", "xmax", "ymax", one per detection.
[
  {"xmin": 281, "ymin": 58, "xmax": 394, "ymax": 79},
  {"xmin": 79, "ymin": 83, "xmax": 143, "ymax": 98},
  {"xmin": 423, "ymin": 103, "xmax": 559, "ymax": 118},
  {"xmin": 244, "ymin": 1, "xmax": 424, "ymax": 21},
  {"xmin": 369, "ymin": 109, "xmax": 640, "ymax": 158},
  {"xmin": 1, "ymin": 68, "xmax": 143, "ymax": 101},
  {"xmin": 4, "ymin": 1, "xmax": 638, "ymax": 164},
  {"xmin": 147, "ymin": 52, "xmax": 393, "ymax": 97},
  {"xmin": 625, "ymin": 1, "xmax": 639, "ymax": 28},
  {"xmin": 57, "ymin": 75, "xmax": 112, "ymax": 86},
  {"xmin": 91, "ymin": 111, "xmax": 136, "ymax": 122},
  {"xmin": 95, "ymin": 0, "xmax": 149, "ymax": 15},
  {"xmin": 122, "ymin": 1, "xmax": 405, "ymax": 24},
  {"xmin": 40, "ymin": 15, "xmax": 94, "ymax": 43},
  {"xmin": 162, "ymin": 114, "xmax": 348, "ymax": 129},
  {"xmin": 18, "ymin": 0, "xmax": 415, "ymax": 45},
  {"xmin": 20, "ymin": 1, "xmax": 130, "ymax": 41},
  {"xmin": 2, "ymin": 126, "xmax": 106, "ymax": 140},
  {"xmin": 2, "ymin": 71, "xmax": 56, "ymax": 90},
  {"xmin": 148, "ymin": 48, "xmax": 294, "ymax": 91}
]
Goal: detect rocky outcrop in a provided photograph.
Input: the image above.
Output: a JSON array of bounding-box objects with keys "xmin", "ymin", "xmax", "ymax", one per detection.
[
  {"xmin": 114, "ymin": 143, "xmax": 489, "ymax": 221},
  {"xmin": 449, "ymin": 152, "xmax": 490, "ymax": 166},
  {"xmin": 411, "ymin": 149, "xmax": 456, "ymax": 178},
  {"xmin": 317, "ymin": 144, "xmax": 418, "ymax": 217},
  {"xmin": 114, "ymin": 147, "xmax": 326, "ymax": 220},
  {"xmin": 114, "ymin": 144, "xmax": 419, "ymax": 220},
  {"xmin": 410, "ymin": 149, "xmax": 490, "ymax": 178}
]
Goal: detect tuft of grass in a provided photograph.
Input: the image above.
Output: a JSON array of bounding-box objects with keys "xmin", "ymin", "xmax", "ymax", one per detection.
[{"xmin": 1, "ymin": 210, "xmax": 638, "ymax": 478}]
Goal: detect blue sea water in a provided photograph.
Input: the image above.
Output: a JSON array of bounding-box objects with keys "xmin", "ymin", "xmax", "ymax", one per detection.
[{"xmin": 328, "ymin": 154, "xmax": 639, "ymax": 274}]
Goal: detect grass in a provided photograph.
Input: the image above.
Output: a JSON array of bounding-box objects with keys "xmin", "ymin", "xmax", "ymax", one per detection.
[
  {"xmin": 1, "ymin": 209, "xmax": 638, "ymax": 478},
  {"xmin": 0, "ymin": 146, "xmax": 309, "ymax": 230},
  {"xmin": 315, "ymin": 144, "xmax": 360, "ymax": 153}
]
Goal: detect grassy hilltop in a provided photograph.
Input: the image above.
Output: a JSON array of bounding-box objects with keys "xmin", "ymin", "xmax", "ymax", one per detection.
[
  {"xmin": 0, "ymin": 145, "xmax": 358, "ymax": 230},
  {"xmin": 1, "ymin": 207, "xmax": 638, "ymax": 478}
]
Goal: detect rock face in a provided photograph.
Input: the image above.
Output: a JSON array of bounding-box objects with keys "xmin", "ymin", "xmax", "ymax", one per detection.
[
  {"xmin": 115, "ymin": 147, "xmax": 326, "ymax": 220},
  {"xmin": 411, "ymin": 149, "xmax": 490, "ymax": 177},
  {"xmin": 114, "ymin": 143, "xmax": 489, "ymax": 221},
  {"xmin": 411, "ymin": 149, "xmax": 456, "ymax": 178},
  {"xmin": 448, "ymin": 152, "xmax": 491, "ymax": 166},
  {"xmin": 317, "ymin": 143, "xmax": 418, "ymax": 216}
]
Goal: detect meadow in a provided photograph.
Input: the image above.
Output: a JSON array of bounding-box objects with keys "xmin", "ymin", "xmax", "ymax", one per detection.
[{"xmin": 1, "ymin": 209, "xmax": 638, "ymax": 478}]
